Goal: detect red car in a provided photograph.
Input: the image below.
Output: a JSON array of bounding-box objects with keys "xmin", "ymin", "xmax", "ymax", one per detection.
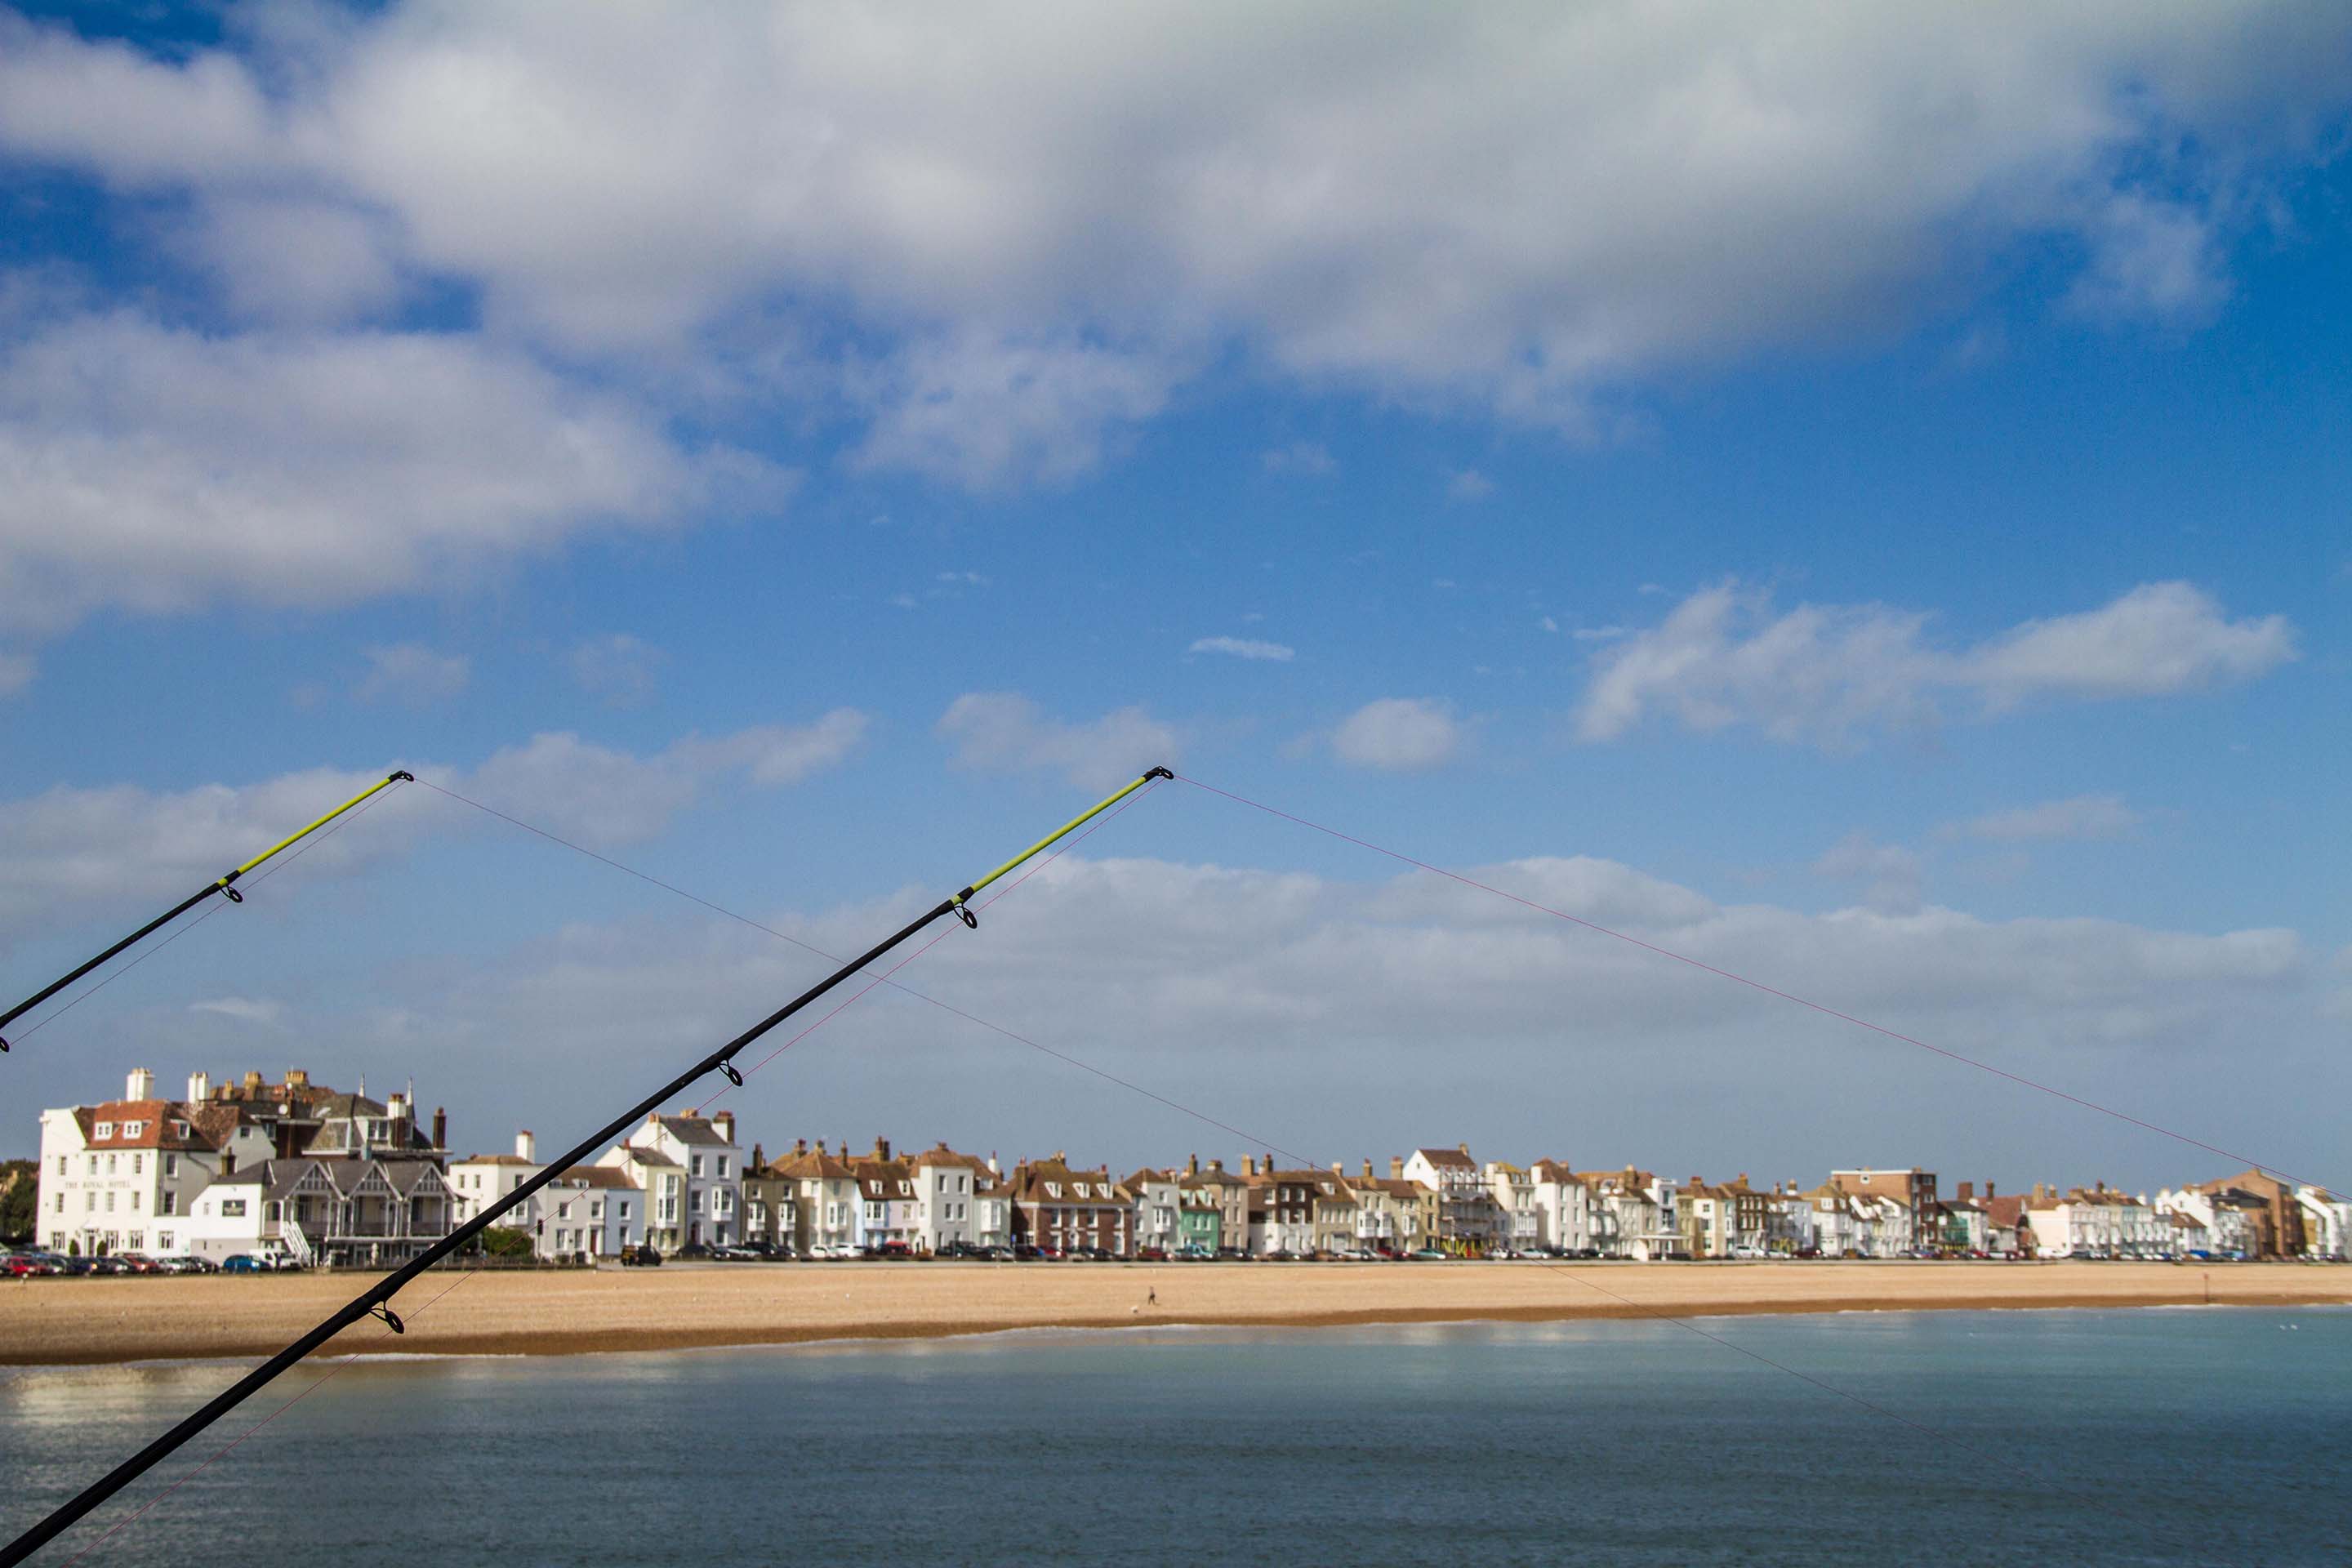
[{"xmin": 3, "ymin": 1253, "xmax": 59, "ymax": 1277}]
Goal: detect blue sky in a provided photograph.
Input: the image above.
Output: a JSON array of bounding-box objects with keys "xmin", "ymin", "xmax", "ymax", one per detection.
[{"xmin": 1, "ymin": 4, "xmax": 2345, "ymax": 1192}]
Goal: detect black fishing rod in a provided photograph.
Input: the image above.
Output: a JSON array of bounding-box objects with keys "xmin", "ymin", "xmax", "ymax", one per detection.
[
  {"xmin": 0, "ymin": 767, "xmax": 1170, "ymax": 1566},
  {"xmin": 0, "ymin": 770, "xmax": 415, "ymax": 1054}
]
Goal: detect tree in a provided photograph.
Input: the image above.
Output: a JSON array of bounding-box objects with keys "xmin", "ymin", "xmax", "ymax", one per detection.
[
  {"xmin": 0, "ymin": 1160, "xmax": 36, "ymax": 1244},
  {"xmin": 480, "ymin": 1226, "xmax": 536, "ymax": 1260}
]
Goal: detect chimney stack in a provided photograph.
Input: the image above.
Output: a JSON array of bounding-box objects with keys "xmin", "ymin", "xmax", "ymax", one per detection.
[
  {"xmin": 1985, "ymin": 1181, "xmax": 1995, "ymax": 1200},
  {"xmin": 795, "ymin": 1138, "xmax": 808, "ymax": 1156},
  {"xmin": 1957, "ymin": 1181, "xmax": 1973, "ymax": 1200},
  {"xmin": 188, "ymin": 1070, "xmax": 211, "ymax": 1103},
  {"xmin": 1458, "ymin": 1142, "xmax": 1470, "ymax": 1156},
  {"xmin": 1390, "ymin": 1156, "xmax": 1404, "ymax": 1179},
  {"xmin": 1245, "ymin": 1156, "xmax": 1258, "ymax": 1176},
  {"xmin": 127, "ymin": 1067, "xmax": 154, "ymax": 1102},
  {"xmin": 1209, "ymin": 1159, "xmax": 1223, "ymax": 1173},
  {"xmin": 431, "ymin": 1107, "xmax": 447, "ymax": 1149},
  {"xmin": 244, "ymin": 1070, "xmax": 264, "ymax": 1089},
  {"xmin": 1186, "ymin": 1153, "xmax": 1199, "ymax": 1176},
  {"xmin": 715, "ymin": 1111, "xmax": 736, "ymax": 1146},
  {"xmin": 286, "ymin": 1068, "xmax": 308, "ymax": 1087},
  {"xmin": 517, "ymin": 1129, "xmax": 537, "ymax": 1163},
  {"xmin": 1330, "ymin": 1161, "xmax": 1343, "ymax": 1177},
  {"xmin": 875, "ymin": 1135, "xmax": 889, "ymax": 1161},
  {"xmin": 388, "ymin": 1092, "xmax": 408, "ymax": 1120},
  {"xmin": 1362, "ymin": 1159, "xmax": 1374, "ymax": 1179}
]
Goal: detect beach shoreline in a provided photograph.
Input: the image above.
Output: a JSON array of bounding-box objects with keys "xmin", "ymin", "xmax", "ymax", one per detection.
[{"xmin": 3, "ymin": 1260, "xmax": 2343, "ymax": 1368}]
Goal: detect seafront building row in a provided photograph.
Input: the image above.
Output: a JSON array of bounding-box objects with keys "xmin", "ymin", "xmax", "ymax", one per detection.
[{"xmin": 27, "ymin": 1067, "xmax": 2351, "ymax": 1267}]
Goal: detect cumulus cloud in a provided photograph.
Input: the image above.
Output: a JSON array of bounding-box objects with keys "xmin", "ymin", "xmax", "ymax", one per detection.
[
  {"xmin": 187, "ymin": 996, "xmax": 287, "ymax": 1028},
  {"xmin": 0, "ymin": 713, "xmax": 870, "ymax": 942},
  {"xmin": 354, "ymin": 644, "xmax": 469, "ymax": 707},
  {"xmin": 216, "ymin": 851, "xmax": 2332, "ymax": 1192},
  {"xmin": 845, "ymin": 333, "xmax": 1178, "ymax": 489},
  {"xmin": 1333, "ymin": 697, "xmax": 1460, "ymax": 771},
  {"xmin": 1262, "ymin": 441, "xmax": 1337, "ymax": 476},
  {"xmin": 0, "ymin": 313, "xmax": 791, "ymax": 640},
  {"xmin": 1190, "ymin": 636, "xmax": 1295, "ymax": 663},
  {"xmin": 1946, "ymin": 794, "xmax": 2145, "ymax": 844},
  {"xmin": 570, "ymin": 634, "xmax": 663, "ymax": 708},
  {"xmin": 1813, "ymin": 831, "xmax": 1925, "ymax": 916},
  {"xmin": 1576, "ymin": 580, "xmax": 2294, "ymax": 746},
  {"xmin": 1447, "ymin": 468, "xmax": 1496, "ymax": 502},
  {"xmin": 937, "ymin": 693, "xmax": 1179, "ymax": 791},
  {"xmin": 4, "ymin": 5, "xmax": 2347, "ymax": 464}
]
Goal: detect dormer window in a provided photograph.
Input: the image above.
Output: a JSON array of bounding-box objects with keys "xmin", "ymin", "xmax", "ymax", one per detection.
[
  {"xmin": 1045, "ymin": 1183, "xmax": 1062, "ymax": 1199},
  {"xmin": 95, "ymin": 1121, "xmax": 115, "ymax": 1139}
]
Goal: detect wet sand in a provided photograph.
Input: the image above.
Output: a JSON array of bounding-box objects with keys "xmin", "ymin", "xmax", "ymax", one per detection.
[{"xmin": 2, "ymin": 1260, "xmax": 2343, "ymax": 1366}]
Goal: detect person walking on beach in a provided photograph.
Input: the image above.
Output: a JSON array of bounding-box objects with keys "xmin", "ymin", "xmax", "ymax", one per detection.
[{"xmin": 1147, "ymin": 1285, "xmax": 1157, "ymax": 1307}]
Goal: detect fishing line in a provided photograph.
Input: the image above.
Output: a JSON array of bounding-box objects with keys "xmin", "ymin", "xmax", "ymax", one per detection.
[
  {"xmin": 415, "ymin": 779, "xmax": 1276, "ymax": 1153},
  {"xmin": 36, "ymin": 781, "xmax": 1170, "ymax": 1566},
  {"xmin": 1, "ymin": 773, "xmax": 413, "ymax": 1055},
  {"xmin": 1176, "ymin": 773, "xmax": 2316, "ymax": 1189},
  {"xmin": 390, "ymin": 775, "xmax": 2118, "ymax": 1504},
  {"xmin": 2, "ymin": 786, "xmax": 403, "ymax": 1052},
  {"xmin": 1, "ymin": 768, "xmax": 1174, "ymax": 1567}
]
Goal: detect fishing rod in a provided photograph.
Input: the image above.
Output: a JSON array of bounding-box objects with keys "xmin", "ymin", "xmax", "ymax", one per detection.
[
  {"xmin": 0, "ymin": 766, "xmax": 1170, "ymax": 1567},
  {"xmin": 0, "ymin": 769, "xmax": 415, "ymax": 1054}
]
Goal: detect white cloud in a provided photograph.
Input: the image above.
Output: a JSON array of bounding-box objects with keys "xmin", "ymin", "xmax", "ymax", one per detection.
[
  {"xmin": 1540, "ymin": 617, "xmax": 1560, "ymax": 634},
  {"xmin": 1447, "ymin": 468, "xmax": 1496, "ymax": 501},
  {"xmin": 6, "ymin": 6, "xmax": 2345, "ymax": 462},
  {"xmin": 1262, "ymin": 441, "xmax": 1337, "ymax": 476},
  {"xmin": 0, "ymin": 650, "xmax": 32, "ymax": 696},
  {"xmin": 570, "ymin": 634, "xmax": 662, "ymax": 708},
  {"xmin": 1577, "ymin": 580, "xmax": 2295, "ymax": 746},
  {"xmin": 287, "ymin": 852, "xmax": 2331, "ymax": 1191},
  {"xmin": 0, "ymin": 313, "xmax": 790, "ymax": 640},
  {"xmin": 354, "ymin": 643, "xmax": 469, "ymax": 706},
  {"xmin": 677, "ymin": 710, "xmax": 871, "ymax": 787},
  {"xmin": 1190, "ymin": 636, "xmax": 1295, "ymax": 663},
  {"xmin": 0, "ymin": 715, "xmax": 869, "ymax": 942},
  {"xmin": 936, "ymin": 571, "xmax": 991, "ymax": 587},
  {"xmin": 1573, "ymin": 625, "xmax": 1627, "ymax": 642},
  {"xmin": 937, "ymin": 693, "xmax": 1180, "ymax": 792},
  {"xmin": 847, "ymin": 332, "xmax": 1178, "ymax": 489},
  {"xmin": 1967, "ymin": 582, "xmax": 2296, "ymax": 707},
  {"xmin": 188, "ymin": 996, "xmax": 287, "ymax": 1028},
  {"xmin": 177, "ymin": 194, "xmax": 408, "ymax": 327},
  {"xmin": 1332, "ymin": 697, "xmax": 1460, "ymax": 772},
  {"xmin": 1813, "ymin": 831, "xmax": 1925, "ymax": 915},
  {"xmin": 1946, "ymin": 794, "xmax": 2145, "ymax": 844}
]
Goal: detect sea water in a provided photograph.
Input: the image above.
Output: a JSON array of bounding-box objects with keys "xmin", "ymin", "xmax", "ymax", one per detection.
[{"xmin": 3, "ymin": 1307, "xmax": 2346, "ymax": 1566}]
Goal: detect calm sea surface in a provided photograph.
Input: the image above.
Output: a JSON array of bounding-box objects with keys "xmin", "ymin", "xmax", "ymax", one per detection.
[{"xmin": 3, "ymin": 1307, "xmax": 2347, "ymax": 1566}]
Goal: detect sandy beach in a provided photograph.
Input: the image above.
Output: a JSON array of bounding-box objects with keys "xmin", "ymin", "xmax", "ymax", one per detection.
[{"xmin": 2, "ymin": 1260, "xmax": 2345, "ymax": 1366}]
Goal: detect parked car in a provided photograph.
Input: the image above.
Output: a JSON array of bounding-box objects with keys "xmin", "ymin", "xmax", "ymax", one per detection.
[
  {"xmin": 1408, "ymin": 1249, "xmax": 1447, "ymax": 1260},
  {"xmin": 158, "ymin": 1254, "xmax": 216, "ymax": 1274},
  {"xmin": 83, "ymin": 1255, "xmax": 135, "ymax": 1276},
  {"xmin": 2, "ymin": 1252, "xmax": 57, "ymax": 1277},
  {"xmin": 709, "ymin": 1244, "xmax": 759, "ymax": 1261},
  {"xmin": 220, "ymin": 1254, "xmax": 270, "ymax": 1273},
  {"xmin": 112, "ymin": 1253, "xmax": 165, "ymax": 1274},
  {"xmin": 619, "ymin": 1245, "xmax": 662, "ymax": 1267}
]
